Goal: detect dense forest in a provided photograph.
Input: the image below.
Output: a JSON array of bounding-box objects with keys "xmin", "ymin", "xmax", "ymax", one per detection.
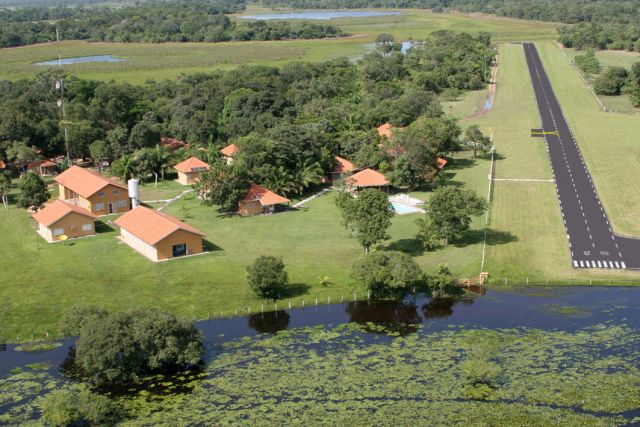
[
  {"xmin": 260, "ymin": 0, "xmax": 640, "ymax": 52},
  {"xmin": 0, "ymin": 0, "xmax": 344, "ymax": 47},
  {"xmin": 0, "ymin": 30, "xmax": 493, "ymax": 192}
]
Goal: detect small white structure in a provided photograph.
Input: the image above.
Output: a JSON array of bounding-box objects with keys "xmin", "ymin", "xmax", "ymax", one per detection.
[
  {"xmin": 128, "ymin": 179, "xmax": 139, "ymax": 209},
  {"xmin": 389, "ymin": 194, "xmax": 424, "ymax": 206}
]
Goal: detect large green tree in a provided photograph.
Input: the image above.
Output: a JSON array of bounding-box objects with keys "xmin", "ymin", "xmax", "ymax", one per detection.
[
  {"xmin": 336, "ymin": 189, "xmax": 394, "ymax": 252},
  {"xmin": 352, "ymin": 251, "xmax": 422, "ymax": 298},
  {"xmin": 425, "ymin": 186, "xmax": 487, "ymax": 244},
  {"xmin": 198, "ymin": 161, "xmax": 251, "ymax": 213},
  {"xmin": 74, "ymin": 308, "xmax": 203, "ymax": 385},
  {"xmin": 17, "ymin": 172, "xmax": 48, "ymax": 210}
]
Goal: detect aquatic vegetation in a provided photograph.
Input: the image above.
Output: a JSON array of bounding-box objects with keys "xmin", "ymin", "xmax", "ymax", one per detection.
[
  {"xmin": 14, "ymin": 342, "xmax": 63, "ymax": 353},
  {"xmin": 0, "ymin": 322, "xmax": 638, "ymax": 425}
]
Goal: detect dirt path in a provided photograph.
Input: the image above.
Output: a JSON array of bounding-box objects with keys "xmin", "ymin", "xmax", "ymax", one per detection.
[{"xmin": 461, "ymin": 57, "xmax": 499, "ymax": 122}]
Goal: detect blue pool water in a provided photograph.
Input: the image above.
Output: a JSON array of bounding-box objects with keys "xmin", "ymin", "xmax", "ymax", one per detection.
[
  {"xmin": 238, "ymin": 11, "xmax": 401, "ymax": 20},
  {"xmin": 35, "ymin": 55, "xmax": 126, "ymax": 66},
  {"xmin": 391, "ymin": 202, "xmax": 422, "ymax": 215}
]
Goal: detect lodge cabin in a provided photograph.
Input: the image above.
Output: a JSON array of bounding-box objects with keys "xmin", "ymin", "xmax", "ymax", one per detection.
[
  {"xmin": 55, "ymin": 166, "xmax": 130, "ymax": 216},
  {"xmin": 174, "ymin": 157, "xmax": 210, "ymax": 185},
  {"xmin": 239, "ymin": 184, "xmax": 290, "ymax": 216},
  {"xmin": 32, "ymin": 200, "xmax": 98, "ymax": 243},
  {"xmin": 114, "ymin": 206, "xmax": 206, "ymax": 262}
]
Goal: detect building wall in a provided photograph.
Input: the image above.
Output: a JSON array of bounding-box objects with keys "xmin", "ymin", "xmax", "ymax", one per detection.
[
  {"xmin": 120, "ymin": 228, "xmax": 159, "ymax": 261},
  {"xmin": 155, "ymin": 229, "xmax": 204, "ymax": 261},
  {"xmin": 177, "ymin": 171, "xmax": 198, "ymax": 185},
  {"xmin": 239, "ymin": 200, "xmax": 264, "ymax": 217},
  {"xmin": 86, "ymin": 184, "xmax": 130, "ymax": 216},
  {"xmin": 39, "ymin": 212, "xmax": 96, "ymax": 242}
]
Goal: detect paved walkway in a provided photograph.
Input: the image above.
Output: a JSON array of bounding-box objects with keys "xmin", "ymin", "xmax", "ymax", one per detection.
[
  {"xmin": 293, "ymin": 188, "xmax": 332, "ymax": 208},
  {"xmin": 142, "ymin": 189, "xmax": 194, "ymax": 211}
]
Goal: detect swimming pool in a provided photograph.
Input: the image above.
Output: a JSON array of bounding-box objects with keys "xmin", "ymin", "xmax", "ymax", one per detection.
[{"xmin": 391, "ymin": 202, "xmax": 424, "ymax": 215}]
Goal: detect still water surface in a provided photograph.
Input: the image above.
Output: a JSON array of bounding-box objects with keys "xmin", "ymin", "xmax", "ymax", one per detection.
[{"xmin": 1, "ymin": 286, "xmax": 638, "ymax": 378}]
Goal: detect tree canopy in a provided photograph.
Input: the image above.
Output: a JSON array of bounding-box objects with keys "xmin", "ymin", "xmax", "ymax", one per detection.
[
  {"xmin": 336, "ymin": 189, "xmax": 394, "ymax": 252},
  {"xmin": 425, "ymin": 186, "xmax": 487, "ymax": 244},
  {"xmin": 74, "ymin": 308, "xmax": 204, "ymax": 385},
  {"xmin": 352, "ymin": 250, "xmax": 423, "ymax": 298}
]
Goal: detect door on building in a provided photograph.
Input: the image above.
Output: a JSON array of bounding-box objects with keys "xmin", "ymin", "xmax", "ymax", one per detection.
[
  {"xmin": 109, "ymin": 203, "xmax": 116, "ymax": 214},
  {"xmin": 172, "ymin": 243, "xmax": 187, "ymax": 257}
]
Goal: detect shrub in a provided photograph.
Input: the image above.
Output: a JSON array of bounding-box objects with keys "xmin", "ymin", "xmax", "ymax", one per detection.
[
  {"xmin": 60, "ymin": 306, "xmax": 109, "ymax": 336},
  {"xmin": 39, "ymin": 386, "xmax": 121, "ymax": 426},
  {"xmin": 574, "ymin": 50, "xmax": 600, "ymax": 74},
  {"xmin": 247, "ymin": 256, "xmax": 289, "ymax": 299}
]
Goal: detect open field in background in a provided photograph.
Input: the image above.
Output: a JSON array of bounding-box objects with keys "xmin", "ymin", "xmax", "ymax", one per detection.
[
  {"xmin": 564, "ymin": 47, "xmax": 640, "ymax": 115},
  {"xmin": 467, "ymin": 42, "xmax": 640, "ymax": 283},
  {"xmin": 537, "ymin": 42, "xmax": 640, "ymax": 238},
  {"xmin": 0, "ymin": 9, "xmax": 558, "ymax": 82}
]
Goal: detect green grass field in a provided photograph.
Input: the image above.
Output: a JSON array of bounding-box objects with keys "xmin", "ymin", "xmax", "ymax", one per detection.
[
  {"xmin": 564, "ymin": 47, "xmax": 640, "ymax": 114},
  {"xmin": 0, "ymin": 8, "xmax": 557, "ymax": 83}
]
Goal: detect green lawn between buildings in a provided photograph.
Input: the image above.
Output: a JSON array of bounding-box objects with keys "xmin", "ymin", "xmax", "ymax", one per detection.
[
  {"xmin": 3, "ymin": 40, "xmax": 640, "ymax": 342},
  {"xmin": 0, "ymin": 8, "xmax": 558, "ymax": 83}
]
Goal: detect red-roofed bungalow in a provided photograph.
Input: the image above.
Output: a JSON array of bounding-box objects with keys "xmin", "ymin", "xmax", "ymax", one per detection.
[
  {"xmin": 239, "ymin": 184, "xmax": 290, "ymax": 216},
  {"xmin": 220, "ymin": 143, "xmax": 239, "ymax": 165},
  {"xmin": 329, "ymin": 156, "xmax": 356, "ymax": 181},
  {"xmin": 174, "ymin": 156, "xmax": 210, "ymax": 185}
]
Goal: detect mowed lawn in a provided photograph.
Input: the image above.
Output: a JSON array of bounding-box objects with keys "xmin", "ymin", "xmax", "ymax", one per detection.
[
  {"xmin": 0, "ymin": 9, "xmax": 557, "ymax": 83},
  {"xmin": 467, "ymin": 42, "xmax": 640, "ymax": 283},
  {"xmin": 0, "ymin": 159, "xmax": 487, "ymax": 342}
]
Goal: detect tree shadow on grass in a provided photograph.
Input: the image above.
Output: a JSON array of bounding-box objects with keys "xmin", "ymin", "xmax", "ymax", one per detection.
[
  {"xmin": 447, "ymin": 157, "xmax": 477, "ymax": 170},
  {"xmin": 383, "ymin": 238, "xmax": 425, "ymax": 256},
  {"xmin": 452, "ymin": 229, "xmax": 518, "ymax": 248},
  {"xmin": 281, "ymin": 282, "xmax": 311, "ymax": 299}
]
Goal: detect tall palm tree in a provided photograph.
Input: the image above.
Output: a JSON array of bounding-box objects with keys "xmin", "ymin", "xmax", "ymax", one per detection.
[
  {"xmin": 151, "ymin": 144, "xmax": 173, "ymax": 180},
  {"xmin": 266, "ymin": 166, "xmax": 296, "ymax": 197},
  {"xmin": 112, "ymin": 153, "xmax": 138, "ymax": 181},
  {"xmin": 293, "ymin": 159, "xmax": 324, "ymax": 194}
]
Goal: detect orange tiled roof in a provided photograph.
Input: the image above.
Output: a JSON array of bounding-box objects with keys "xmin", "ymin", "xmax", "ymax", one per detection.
[
  {"xmin": 243, "ymin": 184, "xmax": 290, "ymax": 206},
  {"xmin": 220, "ymin": 143, "xmax": 239, "ymax": 157},
  {"xmin": 333, "ymin": 156, "xmax": 355, "ymax": 174},
  {"xmin": 55, "ymin": 166, "xmax": 127, "ymax": 199},
  {"xmin": 377, "ymin": 123, "xmax": 393, "ymax": 138},
  {"xmin": 174, "ymin": 157, "xmax": 210, "ymax": 174},
  {"xmin": 32, "ymin": 200, "xmax": 97, "ymax": 227},
  {"xmin": 346, "ymin": 168, "xmax": 389, "ymax": 187},
  {"xmin": 161, "ymin": 137, "xmax": 189, "ymax": 150},
  {"xmin": 436, "ymin": 157, "xmax": 448, "ymax": 169},
  {"xmin": 115, "ymin": 206, "xmax": 205, "ymax": 246},
  {"xmin": 0, "ymin": 160, "xmax": 6, "ymax": 169}
]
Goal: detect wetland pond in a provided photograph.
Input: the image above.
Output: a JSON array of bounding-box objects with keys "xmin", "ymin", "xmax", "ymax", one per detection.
[
  {"xmin": 2, "ymin": 286, "xmax": 640, "ymax": 425},
  {"xmin": 35, "ymin": 55, "xmax": 127, "ymax": 66}
]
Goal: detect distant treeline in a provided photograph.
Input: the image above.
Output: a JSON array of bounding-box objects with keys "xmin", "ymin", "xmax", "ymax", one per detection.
[
  {"xmin": 0, "ymin": 30, "xmax": 492, "ymax": 189},
  {"xmin": 260, "ymin": 0, "xmax": 640, "ymax": 52},
  {"xmin": 0, "ymin": 0, "xmax": 345, "ymax": 47}
]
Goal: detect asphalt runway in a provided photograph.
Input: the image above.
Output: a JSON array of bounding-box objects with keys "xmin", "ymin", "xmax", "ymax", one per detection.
[{"xmin": 523, "ymin": 43, "xmax": 640, "ymax": 270}]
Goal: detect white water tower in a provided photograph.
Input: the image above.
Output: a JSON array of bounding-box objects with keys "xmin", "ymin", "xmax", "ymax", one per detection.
[{"xmin": 128, "ymin": 179, "xmax": 140, "ymax": 209}]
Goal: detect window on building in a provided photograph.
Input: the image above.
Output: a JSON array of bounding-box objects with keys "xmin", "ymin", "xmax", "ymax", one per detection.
[
  {"xmin": 97, "ymin": 191, "xmax": 105, "ymax": 197},
  {"xmin": 82, "ymin": 224, "xmax": 93, "ymax": 232},
  {"xmin": 113, "ymin": 189, "xmax": 120, "ymax": 195},
  {"xmin": 53, "ymin": 228, "xmax": 64, "ymax": 236},
  {"xmin": 172, "ymin": 243, "xmax": 187, "ymax": 257},
  {"xmin": 94, "ymin": 203, "xmax": 105, "ymax": 211},
  {"xmin": 116, "ymin": 200, "xmax": 127, "ymax": 208}
]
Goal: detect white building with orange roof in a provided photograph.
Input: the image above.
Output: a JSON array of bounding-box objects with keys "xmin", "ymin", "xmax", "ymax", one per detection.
[
  {"xmin": 174, "ymin": 156, "xmax": 210, "ymax": 185},
  {"xmin": 114, "ymin": 206, "xmax": 206, "ymax": 261},
  {"xmin": 220, "ymin": 143, "xmax": 239, "ymax": 165},
  {"xmin": 32, "ymin": 200, "xmax": 98, "ymax": 243},
  {"xmin": 55, "ymin": 166, "xmax": 130, "ymax": 216}
]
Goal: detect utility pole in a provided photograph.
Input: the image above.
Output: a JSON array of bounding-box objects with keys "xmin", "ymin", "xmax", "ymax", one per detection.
[{"xmin": 56, "ymin": 26, "xmax": 71, "ymax": 165}]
